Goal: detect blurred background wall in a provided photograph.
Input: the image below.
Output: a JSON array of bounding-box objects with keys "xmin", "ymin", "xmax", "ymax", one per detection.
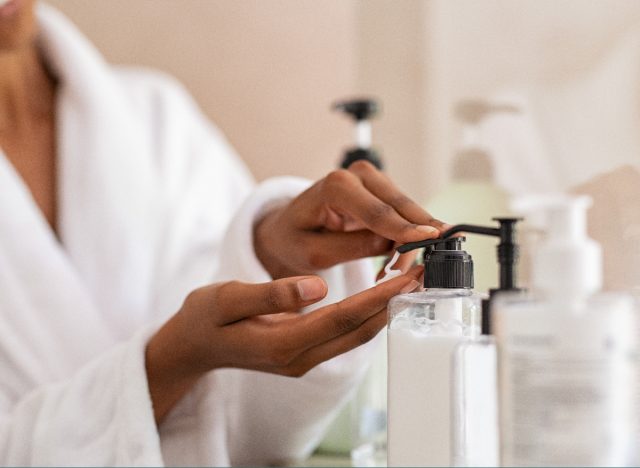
[{"xmin": 47, "ymin": 0, "xmax": 640, "ymax": 204}]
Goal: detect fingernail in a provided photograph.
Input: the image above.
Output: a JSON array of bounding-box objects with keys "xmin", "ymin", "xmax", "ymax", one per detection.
[
  {"xmin": 400, "ymin": 280, "xmax": 420, "ymax": 294},
  {"xmin": 441, "ymin": 223, "xmax": 454, "ymax": 231},
  {"xmin": 297, "ymin": 278, "xmax": 326, "ymax": 301},
  {"xmin": 416, "ymin": 225, "xmax": 438, "ymax": 235}
]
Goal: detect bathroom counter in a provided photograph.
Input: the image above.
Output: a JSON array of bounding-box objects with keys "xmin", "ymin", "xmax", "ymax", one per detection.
[{"xmin": 292, "ymin": 450, "xmax": 386, "ymax": 467}]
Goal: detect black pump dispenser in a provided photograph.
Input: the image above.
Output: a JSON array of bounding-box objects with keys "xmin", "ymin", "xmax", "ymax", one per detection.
[
  {"xmin": 333, "ymin": 98, "xmax": 383, "ymax": 170},
  {"xmin": 420, "ymin": 237, "xmax": 474, "ymax": 289},
  {"xmin": 398, "ymin": 217, "xmax": 522, "ymax": 333},
  {"xmin": 334, "ymin": 100, "xmax": 378, "ymax": 121}
]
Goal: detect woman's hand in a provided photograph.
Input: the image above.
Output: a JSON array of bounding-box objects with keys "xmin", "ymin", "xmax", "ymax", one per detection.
[
  {"xmin": 145, "ymin": 265, "xmax": 423, "ymax": 423},
  {"xmin": 254, "ymin": 160, "xmax": 448, "ymax": 278}
]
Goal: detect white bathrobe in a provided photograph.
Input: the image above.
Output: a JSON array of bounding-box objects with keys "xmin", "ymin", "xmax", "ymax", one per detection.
[{"xmin": 0, "ymin": 5, "xmax": 374, "ymax": 466}]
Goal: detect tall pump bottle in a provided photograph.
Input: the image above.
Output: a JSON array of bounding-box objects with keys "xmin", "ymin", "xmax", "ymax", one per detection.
[
  {"xmin": 494, "ymin": 195, "xmax": 638, "ymax": 466},
  {"xmin": 387, "ymin": 237, "xmax": 482, "ymax": 467},
  {"xmin": 448, "ymin": 218, "xmax": 523, "ymax": 467}
]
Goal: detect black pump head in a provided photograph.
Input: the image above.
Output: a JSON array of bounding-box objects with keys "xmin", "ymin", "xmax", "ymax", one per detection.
[
  {"xmin": 438, "ymin": 218, "xmax": 522, "ymax": 291},
  {"xmin": 406, "ymin": 236, "xmax": 474, "ymax": 289},
  {"xmin": 397, "ymin": 218, "xmax": 524, "ymax": 333},
  {"xmin": 333, "ymin": 99, "xmax": 379, "ymax": 121}
]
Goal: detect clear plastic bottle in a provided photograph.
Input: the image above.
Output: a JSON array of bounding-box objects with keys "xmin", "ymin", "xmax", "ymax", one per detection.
[
  {"xmin": 387, "ymin": 237, "xmax": 481, "ymax": 467},
  {"xmin": 451, "ymin": 335, "xmax": 499, "ymax": 467},
  {"xmin": 449, "ymin": 218, "xmax": 522, "ymax": 467}
]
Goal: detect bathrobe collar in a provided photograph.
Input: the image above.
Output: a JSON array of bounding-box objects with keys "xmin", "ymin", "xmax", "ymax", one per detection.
[{"xmin": 0, "ymin": 2, "xmax": 161, "ymax": 368}]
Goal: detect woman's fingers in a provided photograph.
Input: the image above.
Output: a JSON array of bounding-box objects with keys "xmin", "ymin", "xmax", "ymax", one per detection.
[
  {"xmin": 267, "ymin": 265, "xmax": 423, "ymax": 377},
  {"xmin": 296, "ymin": 170, "xmax": 441, "ymax": 245},
  {"xmin": 299, "ymin": 230, "xmax": 393, "ymax": 270},
  {"xmin": 210, "ymin": 268, "xmax": 419, "ymax": 372},
  {"xmin": 192, "ymin": 276, "xmax": 328, "ymax": 325},
  {"xmin": 286, "ymin": 265, "xmax": 423, "ymax": 351},
  {"xmin": 327, "ymin": 171, "xmax": 441, "ymax": 244},
  {"xmin": 281, "ymin": 308, "xmax": 388, "ymax": 377},
  {"xmin": 253, "ymin": 162, "xmax": 450, "ymax": 278},
  {"xmin": 347, "ymin": 160, "xmax": 449, "ymax": 231}
]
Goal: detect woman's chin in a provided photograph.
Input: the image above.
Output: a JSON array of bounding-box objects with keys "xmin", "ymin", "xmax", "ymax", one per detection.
[
  {"xmin": 0, "ymin": 0, "xmax": 21, "ymax": 19},
  {"xmin": 0, "ymin": 0, "xmax": 36, "ymax": 52}
]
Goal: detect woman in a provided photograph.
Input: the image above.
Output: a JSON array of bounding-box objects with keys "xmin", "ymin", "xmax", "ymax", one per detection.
[{"xmin": 0, "ymin": 1, "xmax": 445, "ymax": 465}]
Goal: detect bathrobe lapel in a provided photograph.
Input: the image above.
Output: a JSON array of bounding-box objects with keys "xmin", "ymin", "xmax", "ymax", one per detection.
[
  {"xmin": 0, "ymin": 152, "xmax": 113, "ymax": 389},
  {"xmin": 40, "ymin": 9, "xmax": 162, "ymax": 339},
  {"xmin": 0, "ymin": 5, "xmax": 161, "ymax": 391}
]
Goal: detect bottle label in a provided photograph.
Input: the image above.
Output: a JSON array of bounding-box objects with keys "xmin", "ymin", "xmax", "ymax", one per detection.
[{"xmin": 497, "ymin": 303, "xmax": 637, "ymax": 466}]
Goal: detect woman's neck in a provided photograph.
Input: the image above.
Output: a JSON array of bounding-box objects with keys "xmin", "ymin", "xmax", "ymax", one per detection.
[{"xmin": 0, "ymin": 43, "xmax": 55, "ymax": 131}]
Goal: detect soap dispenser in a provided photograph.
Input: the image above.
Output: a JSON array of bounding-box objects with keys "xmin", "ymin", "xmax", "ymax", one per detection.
[
  {"xmin": 448, "ymin": 218, "xmax": 523, "ymax": 467},
  {"xmin": 333, "ymin": 98, "xmax": 383, "ymax": 170},
  {"xmin": 387, "ymin": 236, "xmax": 482, "ymax": 467},
  {"xmin": 494, "ymin": 195, "xmax": 638, "ymax": 466}
]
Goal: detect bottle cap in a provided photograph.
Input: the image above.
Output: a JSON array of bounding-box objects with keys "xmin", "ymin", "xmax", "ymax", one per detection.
[{"xmin": 424, "ymin": 237, "xmax": 474, "ymax": 289}]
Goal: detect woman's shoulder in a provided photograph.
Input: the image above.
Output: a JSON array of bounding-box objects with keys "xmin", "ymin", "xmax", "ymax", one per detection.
[
  {"xmin": 106, "ymin": 64, "xmax": 252, "ymax": 186},
  {"xmin": 107, "ymin": 65, "xmax": 234, "ymax": 157}
]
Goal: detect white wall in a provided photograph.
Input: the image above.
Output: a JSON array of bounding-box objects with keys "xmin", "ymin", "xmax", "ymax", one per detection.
[
  {"xmin": 425, "ymin": 0, "xmax": 640, "ymax": 190},
  {"xmin": 47, "ymin": 0, "xmax": 360, "ymax": 184},
  {"xmin": 45, "ymin": 0, "xmax": 640, "ymax": 203}
]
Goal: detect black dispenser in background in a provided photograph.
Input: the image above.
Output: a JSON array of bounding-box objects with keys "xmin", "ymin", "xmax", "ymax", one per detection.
[{"xmin": 333, "ymin": 98, "xmax": 383, "ymax": 170}]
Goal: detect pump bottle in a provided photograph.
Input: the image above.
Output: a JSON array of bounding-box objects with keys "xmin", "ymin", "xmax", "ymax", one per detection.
[
  {"xmin": 387, "ymin": 237, "xmax": 481, "ymax": 467},
  {"xmin": 447, "ymin": 218, "xmax": 522, "ymax": 467},
  {"xmin": 333, "ymin": 98, "xmax": 383, "ymax": 169},
  {"xmin": 494, "ymin": 195, "xmax": 637, "ymax": 466}
]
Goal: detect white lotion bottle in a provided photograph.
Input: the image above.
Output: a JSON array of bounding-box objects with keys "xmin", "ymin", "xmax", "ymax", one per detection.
[
  {"xmin": 494, "ymin": 195, "xmax": 638, "ymax": 466},
  {"xmin": 387, "ymin": 237, "xmax": 481, "ymax": 467},
  {"xmin": 451, "ymin": 327, "xmax": 498, "ymax": 467}
]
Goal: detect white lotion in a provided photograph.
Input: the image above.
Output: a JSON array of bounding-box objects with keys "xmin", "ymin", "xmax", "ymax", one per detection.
[
  {"xmin": 387, "ymin": 288, "xmax": 481, "ymax": 467},
  {"xmin": 451, "ymin": 336, "xmax": 499, "ymax": 467},
  {"xmin": 387, "ymin": 236, "xmax": 481, "ymax": 467},
  {"xmin": 388, "ymin": 329, "xmax": 463, "ymax": 466}
]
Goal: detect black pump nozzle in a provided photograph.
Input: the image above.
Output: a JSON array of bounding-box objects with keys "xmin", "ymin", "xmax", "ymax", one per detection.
[
  {"xmin": 333, "ymin": 98, "xmax": 383, "ymax": 170},
  {"xmin": 333, "ymin": 99, "xmax": 379, "ymax": 121},
  {"xmin": 397, "ymin": 218, "xmax": 523, "ymax": 334},
  {"xmin": 413, "ymin": 236, "xmax": 474, "ymax": 289},
  {"xmin": 440, "ymin": 218, "xmax": 520, "ymax": 291}
]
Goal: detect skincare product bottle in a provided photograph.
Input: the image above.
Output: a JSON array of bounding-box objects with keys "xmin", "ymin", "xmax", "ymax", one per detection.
[
  {"xmin": 426, "ymin": 99, "xmax": 518, "ymax": 293},
  {"xmin": 333, "ymin": 98, "xmax": 383, "ymax": 170},
  {"xmin": 387, "ymin": 237, "xmax": 482, "ymax": 467},
  {"xmin": 494, "ymin": 195, "xmax": 638, "ymax": 467},
  {"xmin": 451, "ymin": 313, "xmax": 498, "ymax": 467},
  {"xmin": 449, "ymin": 218, "xmax": 523, "ymax": 467}
]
